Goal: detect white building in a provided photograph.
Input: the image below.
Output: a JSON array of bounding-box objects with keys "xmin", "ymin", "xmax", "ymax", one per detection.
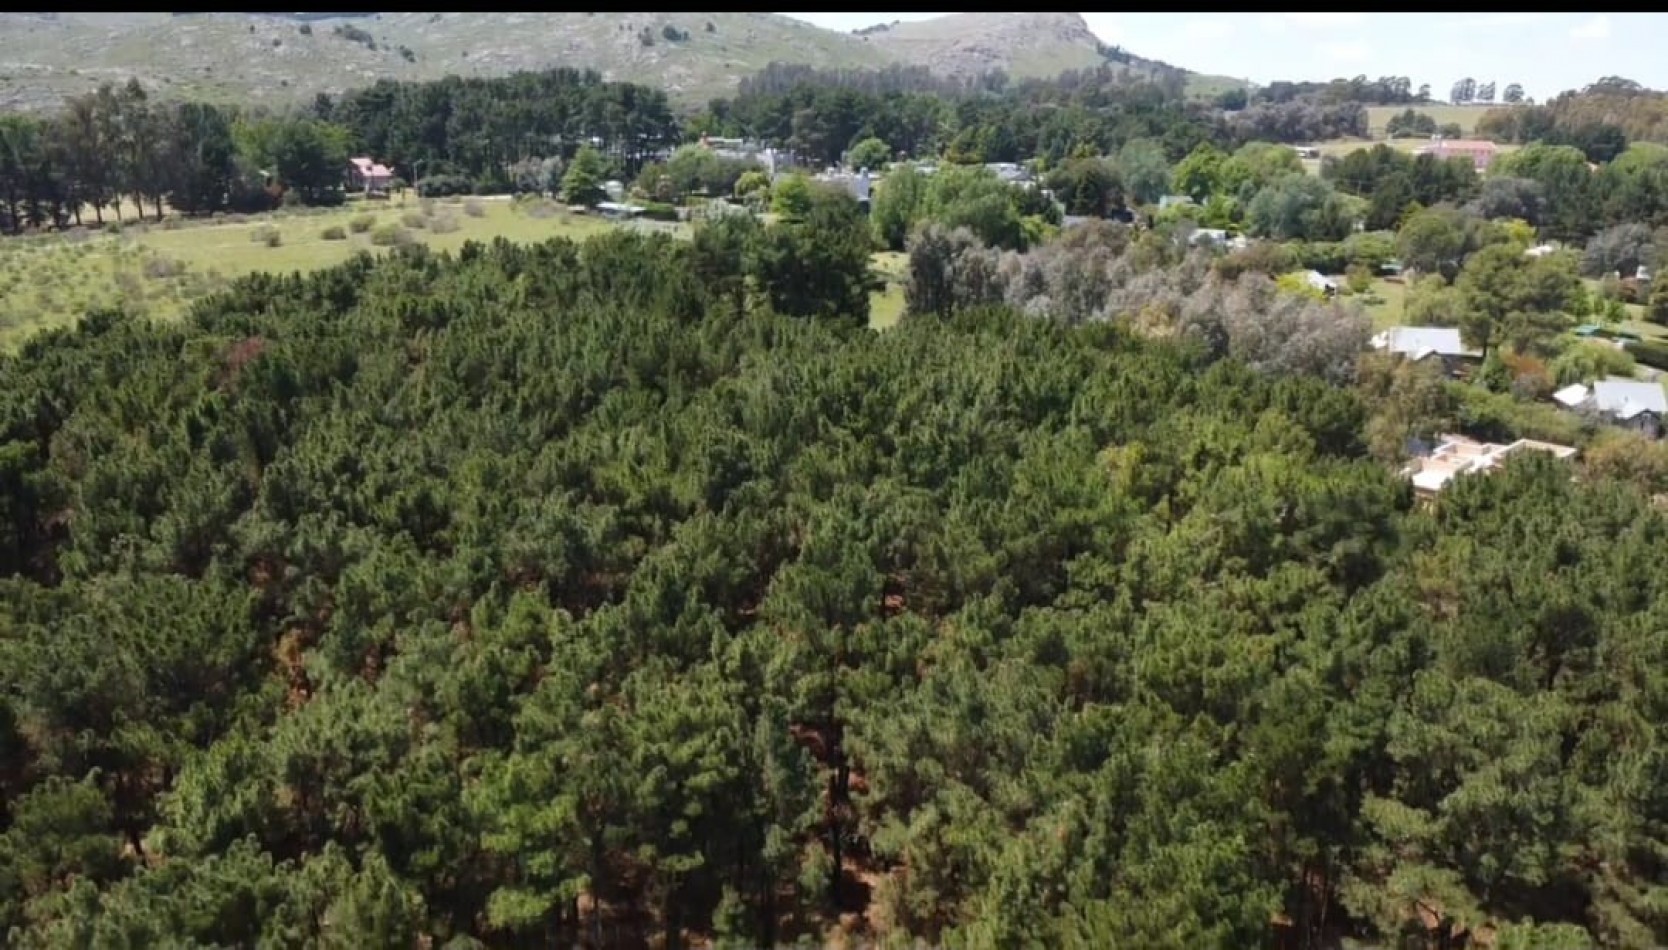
[
  {"xmin": 1402, "ymin": 433, "xmax": 1579, "ymax": 496},
  {"xmin": 1553, "ymin": 377, "xmax": 1668, "ymax": 437}
]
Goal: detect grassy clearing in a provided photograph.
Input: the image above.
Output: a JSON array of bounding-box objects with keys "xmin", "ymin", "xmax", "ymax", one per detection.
[
  {"xmin": 1579, "ymin": 277, "xmax": 1650, "ymax": 328},
  {"xmin": 1186, "ymin": 74, "xmax": 1247, "ymax": 101},
  {"xmin": 1364, "ymin": 103, "xmax": 1508, "ymax": 137},
  {"xmin": 1350, "ymin": 278, "xmax": 1408, "ymax": 329},
  {"xmin": 0, "ymin": 196, "xmax": 624, "ymax": 348},
  {"xmin": 869, "ymin": 250, "xmax": 909, "ymax": 330}
]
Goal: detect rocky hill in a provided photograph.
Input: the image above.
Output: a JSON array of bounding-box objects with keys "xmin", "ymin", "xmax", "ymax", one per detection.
[{"xmin": 0, "ymin": 11, "xmax": 1222, "ymax": 111}]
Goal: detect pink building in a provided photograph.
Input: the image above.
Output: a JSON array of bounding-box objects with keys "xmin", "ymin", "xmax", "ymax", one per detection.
[
  {"xmin": 1413, "ymin": 138, "xmax": 1500, "ymax": 172},
  {"xmin": 346, "ymin": 156, "xmax": 395, "ymax": 195}
]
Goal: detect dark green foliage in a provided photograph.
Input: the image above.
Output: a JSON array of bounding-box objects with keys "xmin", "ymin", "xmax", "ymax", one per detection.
[
  {"xmin": 1624, "ymin": 338, "xmax": 1668, "ymax": 370},
  {"xmin": 638, "ymin": 201, "xmax": 678, "ymax": 222},
  {"xmin": 2, "ymin": 230, "xmax": 1668, "ymax": 949}
]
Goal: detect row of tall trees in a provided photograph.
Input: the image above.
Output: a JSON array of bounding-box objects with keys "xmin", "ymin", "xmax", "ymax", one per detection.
[
  {"xmin": 0, "ymin": 67, "xmax": 683, "ymax": 234},
  {"xmin": 0, "ymin": 78, "xmax": 353, "ymax": 232},
  {"xmin": 314, "ymin": 67, "xmax": 681, "ymax": 187}
]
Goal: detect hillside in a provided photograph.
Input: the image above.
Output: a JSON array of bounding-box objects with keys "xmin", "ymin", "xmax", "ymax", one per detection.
[{"xmin": 0, "ymin": 11, "xmax": 1214, "ymax": 112}]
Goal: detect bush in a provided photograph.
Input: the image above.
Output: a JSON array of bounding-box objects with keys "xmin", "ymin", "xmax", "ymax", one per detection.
[
  {"xmin": 1625, "ymin": 339, "xmax": 1668, "ymax": 371},
  {"xmin": 640, "ymin": 202, "xmax": 680, "ymax": 223},
  {"xmin": 1292, "ymin": 241, "xmax": 1349, "ymax": 274},
  {"xmin": 427, "ymin": 214, "xmax": 460, "ymax": 234},
  {"xmin": 321, "ymin": 226, "xmax": 348, "ymax": 240},
  {"xmin": 401, "ymin": 212, "xmax": 428, "ymax": 230},
  {"xmin": 462, "ymin": 199, "xmax": 486, "ymax": 218},
  {"xmin": 349, "ymin": 214, "xmax": 377, "ymax": 233},
  {"xmin": 415, "ymin": 174, "xmax": 471, "ymax": 198},
  {"xmin": 1552, "ymin": 340, "xmax": 1637, "ymax": 386},
  {"xmin": 369, "ymin": 224, "xmax": 410, "ymax": 247},
  {"xmin": 1214, "ymin": 241, "xmax": 1297, "ymax": 280},
  {"xmin": 141, "ymin": 255, "xmax": 185, "ymax": 280},
  {"xmin": 1274, "ymin": 271, "xmax": 1331, "ymax": 301},
  {"xmin": 250, "ymin": 225, "xmax": 282, "ymax": 247},
  {"xmin": 1345, "ymin": 264, "xmax": 1375, "ymax": 294}
]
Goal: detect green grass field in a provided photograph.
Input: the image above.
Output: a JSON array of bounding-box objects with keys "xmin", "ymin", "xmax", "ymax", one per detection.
[
  {"xmin": 0, "ymin": 196, "xmax": 913, "ymax": 347},
  {"xmin": 869, "ymin": 251, "xmax": 909, "ymax": 330},
  {"xmin": 0, "ymin": 196, "xmax": 630, "ymax": 348},
  {"xmin": 1352, "ymin": 277, "xmax": 1407, "ymax": 329},
  {"xmin": 1364, "ymin": 103, "xmax": 1508, "ymax": 138}
]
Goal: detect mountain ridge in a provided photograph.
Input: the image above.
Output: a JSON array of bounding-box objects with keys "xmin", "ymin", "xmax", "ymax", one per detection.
[{"xmin": 0, "ymin": 12, "xmax": 1236, "ymax": 111}]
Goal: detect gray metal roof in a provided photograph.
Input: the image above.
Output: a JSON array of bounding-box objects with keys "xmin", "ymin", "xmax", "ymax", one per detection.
[
  {"xmin": 1592, "ymin": 377, "xmax": 1668, "ymax": 420},
  {"xmin": 1372, "ymin": 327, "xmax": 1477, "ymax": 359}
]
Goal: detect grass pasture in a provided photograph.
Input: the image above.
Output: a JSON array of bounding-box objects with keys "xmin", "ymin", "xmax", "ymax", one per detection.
[
  {"xmin": 0, "ymin": 196, "xmax": 624, "ymax": 348},
  {"xmin": 1350, "ymin": 277, "xmax": 1408, "ymax": 329},
  {"xmin": 1364, "ymin": 103, "xmax": 1508, "ymax": 138},
  {"xmin": 869, "ymin": 251, "xmax": 909, "ymax": 329}
]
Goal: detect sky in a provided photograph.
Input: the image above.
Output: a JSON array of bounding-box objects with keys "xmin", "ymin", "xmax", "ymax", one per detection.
[{"xmin": 777, "ymin": 12, "xmax": 1666, "ymax": 103}]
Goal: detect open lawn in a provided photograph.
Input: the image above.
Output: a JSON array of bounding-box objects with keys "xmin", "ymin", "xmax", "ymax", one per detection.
[
  {"xmin": 1351, "ymin": 277, "xmax": 1407, "ymax": 329},
  {"xmin": 869, "ymin": 250, "xmax": 909, "ymax": 330},
  {"xmin": 1364, "ymin": 103, "xmax": 1508, "ymax": 138},
  {"xmin": 0, "ymin": 196, "xmax": 912, "ymax": 347},
  {"xmin": 0, "ymin": 196, "xmax": 625, "ymax": 348},
  {"xmin": 1579, "ymin": 276, "xmax": 1651, "ymax": 327}
]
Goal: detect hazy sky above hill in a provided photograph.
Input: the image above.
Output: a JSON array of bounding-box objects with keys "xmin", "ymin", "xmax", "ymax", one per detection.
[{"xmin": 779, "ymin": 12, "xmax": 1664, "ymax": 102}]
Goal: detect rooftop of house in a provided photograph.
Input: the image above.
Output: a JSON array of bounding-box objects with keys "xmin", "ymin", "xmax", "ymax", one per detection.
[
  {"xmin": 1592, "ymin": 377, "xmax": 1668, "ymax": 419},
  {"xmin": 1403, "ymin": 433, "xmax": 1579, "ymax": 494},
  {"xmin": 1371, "ymin": 326, "xmax": 1479, "ymax": 361},
  {"xmin": 1417, "ymin": 139, "xmax": 1500, "ymax": 152},
  {"xmin": 1554, "ymin": 378, "xmax": 1668, "ymax": 419},
  {"xmin": 1552, "ymin": 383, "xmax": 1591, "ymax": 408},
  {"xmin": 349, "ymin": 156, "xmax": 394, "ymax": 178}
]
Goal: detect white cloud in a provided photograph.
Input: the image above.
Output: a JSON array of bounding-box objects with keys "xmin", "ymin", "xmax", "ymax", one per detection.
[
  {"xmin": 1570, "ymin": 15, "xmax": 1611, "ymax": 41},
  {"xmin": 1319, "ymin": 41, "xmax": 1371, "ymax": 65},
  {"xmin": 1283, "ymin": 12, "xmax": 1364, "ymax": 29},
  {"xmin": 1181, "ymin": 18, "xmax": 1232, "ymax": 43}
]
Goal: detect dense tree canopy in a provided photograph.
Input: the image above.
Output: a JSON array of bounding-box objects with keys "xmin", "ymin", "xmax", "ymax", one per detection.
[{"xmin": 2, "ymin": 224, "xmax": 1668, "ymax": 948}]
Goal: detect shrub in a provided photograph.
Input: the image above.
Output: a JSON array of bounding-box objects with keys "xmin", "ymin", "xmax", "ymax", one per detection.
[
  {"xmin": 1274, "ymin": 271, "xmax": 1331, "ymax": 301},
  {"xmin": 250, "ymin": 225, "xmax": 282, "ymax": 247},
  {"xmin": 427, "ymin": 214, "xmax": 460, "ymax": 234},
  {"xmin": 1345, "ymin": 264, "xmax": 1375, "ymax": 294},
  {"xmin": 1625, "ymin": 339, "xmax": 1668, "ymax": 371},
  {"xmin": 640, "ymin": 202, "xmax": 680, "ymax": 223},
  {"xmin": 321, "ymin": 226, "xmax": 348, "ymax": 240},
  {"xmin": 349, "ymin": 214, "xmax": 376, "ymax": 233},
  {"xmin": 1292, "ymin": 241, "xmax": 1349, "ymax": 274},
  {"xmin": 401, "ymin": 212, "xmax": 428, "ymax": 230},
  {"xmin": 1551, "ymin": 340, "xmax": 1637, "ymax": 386},
  {"xmin": 141, "ymin": 255, "xmax": 186, "ymax": 280},
  {"xmin": 414, "ymin": 174, "xmax": 471, "ymax": 198},
  {"xmin": 1214, "ymin": 241, "xmax": 1296, "ymax": 280},
  {"xmin": 369, "ymin": 224, "xmax": 412, "ymax": 247},
  {"xmin": 462, "ymin": 199, "xmax": 486, "ymax": 218}
]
